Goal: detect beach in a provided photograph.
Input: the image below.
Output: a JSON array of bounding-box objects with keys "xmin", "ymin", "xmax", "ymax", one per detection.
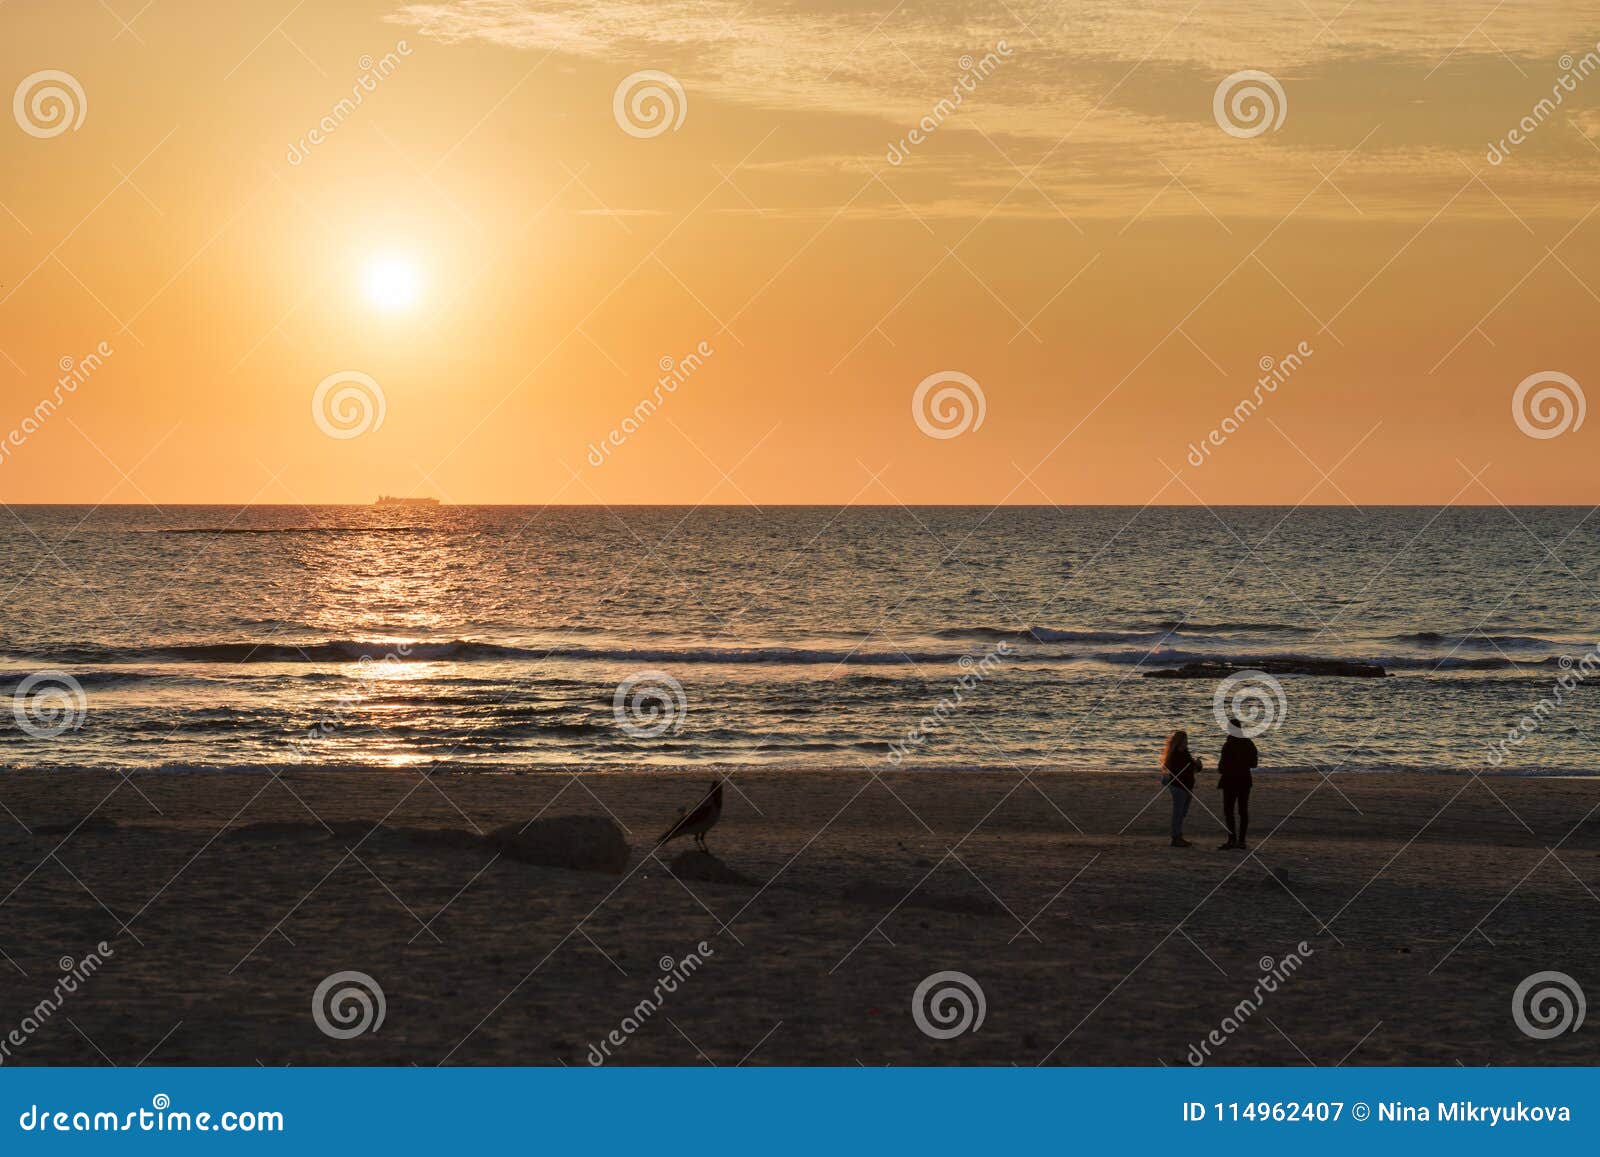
[{"xmin": 1, "ymin": 767, "xmax": 1596, "ymax": 1067}]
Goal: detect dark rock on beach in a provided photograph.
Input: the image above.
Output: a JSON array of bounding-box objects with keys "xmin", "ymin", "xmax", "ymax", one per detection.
[
  {"xmin": 487, "ymin": 815, "xmax": 631, "ymax": 874},
  {"xmin": 1144, "ymin": 658, "xmax": 1387, "ymax": 679}
]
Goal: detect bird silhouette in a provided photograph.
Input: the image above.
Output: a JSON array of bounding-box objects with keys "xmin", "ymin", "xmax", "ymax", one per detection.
[{"xmin": 656, "ymin": 780, "xmax": 723, "ymax": 852}]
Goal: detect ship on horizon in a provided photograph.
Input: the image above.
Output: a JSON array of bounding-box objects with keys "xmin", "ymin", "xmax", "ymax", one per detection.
[{"xmin": 374, "ymin": 495, "xmax": 441, "ymax": 507}]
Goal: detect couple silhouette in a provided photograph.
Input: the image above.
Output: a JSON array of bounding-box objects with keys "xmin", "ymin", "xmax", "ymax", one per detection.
[{"xmin": 1161, "ymin": 721, "xmax": 1258, "ymax": 850}]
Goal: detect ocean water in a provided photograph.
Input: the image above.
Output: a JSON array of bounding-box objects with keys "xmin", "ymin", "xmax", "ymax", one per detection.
[{"xmin": 0, "ymin": 504, "xmax": 1596, "ymax": 774}]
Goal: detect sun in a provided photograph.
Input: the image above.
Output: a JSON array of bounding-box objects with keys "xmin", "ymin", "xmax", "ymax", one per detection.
[{"xmin": 361, "ymin": 254, "xmax": 423, "ymax": 312}]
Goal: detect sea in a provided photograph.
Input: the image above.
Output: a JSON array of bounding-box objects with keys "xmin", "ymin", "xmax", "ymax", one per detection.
[{"xmin": 0, "ymin": 504, "xmax": 1596, "ymax": 775}]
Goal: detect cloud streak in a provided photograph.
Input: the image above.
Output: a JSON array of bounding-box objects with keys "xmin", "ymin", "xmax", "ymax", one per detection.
[{"xmin": 387, "ymin": 1, "xmax": 1600, "ymax": 219}]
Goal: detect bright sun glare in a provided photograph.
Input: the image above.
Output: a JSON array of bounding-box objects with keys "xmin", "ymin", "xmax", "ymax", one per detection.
[{"xmin": 362, "ymin": 254, "xmax": 423, "ymax": 312}]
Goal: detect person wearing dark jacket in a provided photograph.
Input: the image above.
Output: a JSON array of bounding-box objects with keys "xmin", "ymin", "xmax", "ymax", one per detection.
[
  {"xmin": 1160, "ymin": 729, "xmax": 1202, "ymax": 847},
  {"xmin": 1216, "ymin": 718, "xmax": 1259, "ymax": 850}
]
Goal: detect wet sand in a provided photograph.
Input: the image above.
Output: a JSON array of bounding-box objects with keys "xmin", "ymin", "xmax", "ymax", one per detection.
[{"xmin": 0, "ymin": 767, "xmax": 1596, "ymax": 1066}]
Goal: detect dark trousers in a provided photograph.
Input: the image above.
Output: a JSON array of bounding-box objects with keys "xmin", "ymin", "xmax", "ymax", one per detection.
[{"xmin": 1222, "ymin": 779, "xmax": 1252, "ymax": 844}]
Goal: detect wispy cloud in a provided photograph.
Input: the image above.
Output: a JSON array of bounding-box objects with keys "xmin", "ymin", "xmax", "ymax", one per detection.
[{"xmin": 387, "ymin": 1, "xmax": 1600, "ymax": 219}]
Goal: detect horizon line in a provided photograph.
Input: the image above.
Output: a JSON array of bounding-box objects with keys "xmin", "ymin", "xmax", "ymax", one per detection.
[{"xmin": 3, "ymin": 502, "xmax": 1597, "ymax": 510}]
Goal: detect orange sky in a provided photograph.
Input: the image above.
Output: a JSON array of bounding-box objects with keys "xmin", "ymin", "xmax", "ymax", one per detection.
[{"xmin": 3, "ymin": 0, "xmax": 1599, "ymax": 505}]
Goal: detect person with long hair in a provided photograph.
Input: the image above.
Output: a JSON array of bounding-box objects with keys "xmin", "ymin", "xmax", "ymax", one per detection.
[{"xmin": 1160, "ymin": 729, "xmax": 1202, "ymax": 847}]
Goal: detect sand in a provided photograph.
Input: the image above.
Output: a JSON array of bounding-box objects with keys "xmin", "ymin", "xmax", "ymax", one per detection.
[{"xmin": 0, "ymin": 767, "xmax": 1597, "ymax": 1066}]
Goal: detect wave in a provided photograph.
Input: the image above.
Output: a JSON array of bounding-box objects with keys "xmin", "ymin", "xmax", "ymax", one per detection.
[
  {"xmin": 8, "ymin": 639, "xmax": 985, "ymax": 667},
  {"xmin": 935, "ymin": 621, "xmax": 1318, "ymax": 644},
  {"xmin": 11, "ymin": 637, "xmax": 1591, "ymax": 673},
  {"xmin": 142, "ymin": 526, "xmax": 440, "ymax": 535},
  {"xmin": 1098, "ymin": 648, "xmax": 1561, "ymax": 672},
  {"xmin": 4, "ymin": 759, "xmax": 1595, "ymax": 778},
  {"xmin": 934, "ymin": 626, "xmax": 1163, "ymax": 644},
  {"xmin": 1132, "ymin": 620, "xmax": 1317, "ymax": 635},
  {"xmin": 1385, "ymin": 631, "xmax": 1596, "ymax": 653},
  {"xmin": 0, "ymin": 667, "xmax": 243, "ymax": 690}
]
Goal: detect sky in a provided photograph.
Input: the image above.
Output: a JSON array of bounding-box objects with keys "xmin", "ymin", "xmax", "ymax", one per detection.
[{"xmin": 2, "ymin": 0, "xmax": 1599, "ymax": 504}]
